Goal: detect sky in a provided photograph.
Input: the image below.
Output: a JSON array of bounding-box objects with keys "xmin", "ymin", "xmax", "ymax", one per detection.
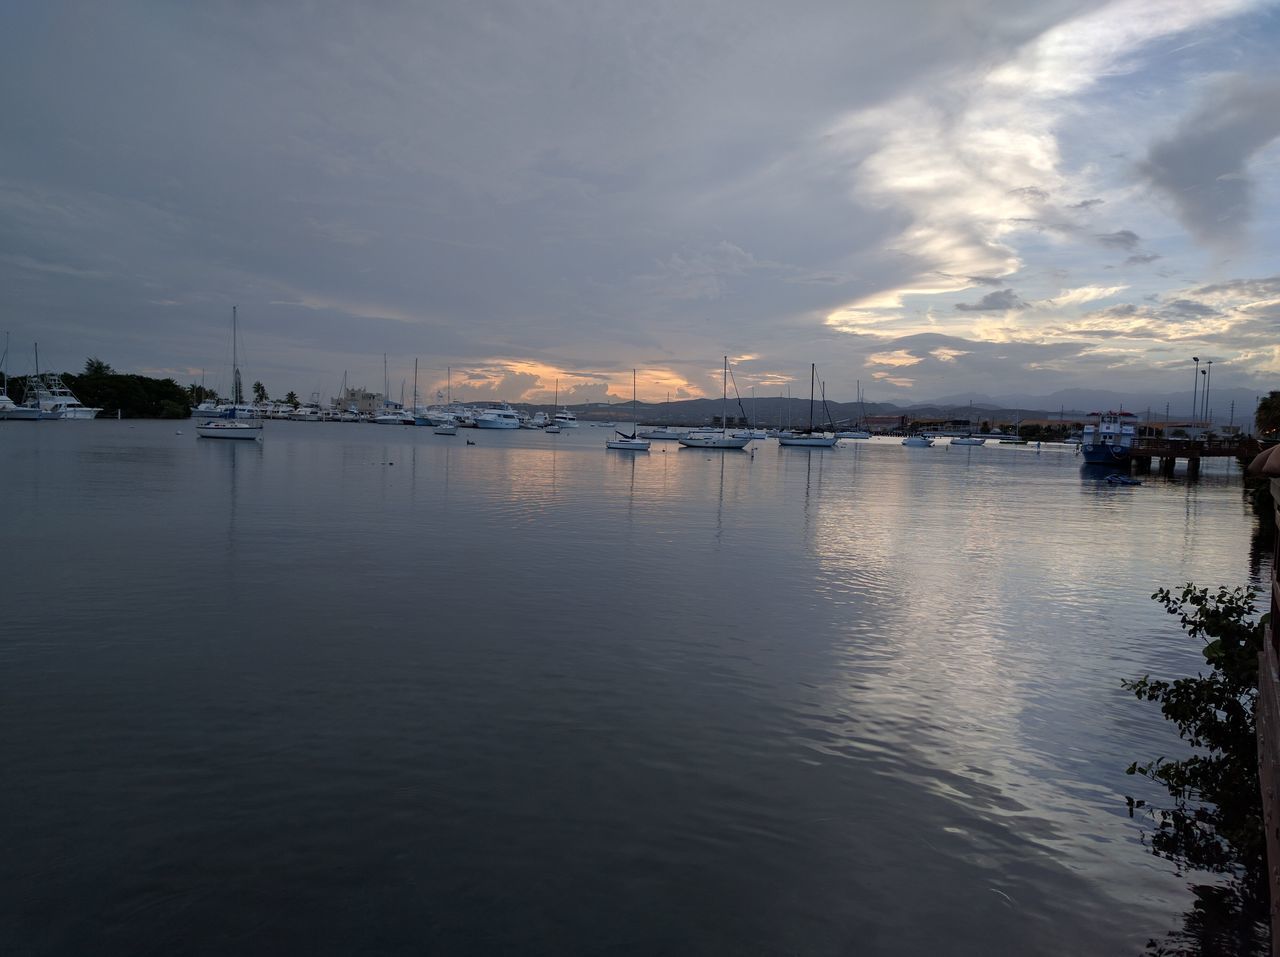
[{"xmin": 1, "ymin": 0, "xmax": 1278, "ymax": 407}]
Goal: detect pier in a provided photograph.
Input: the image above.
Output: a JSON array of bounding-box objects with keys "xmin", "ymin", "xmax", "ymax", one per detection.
[{"xmin": 1128, "ymin": 436, "xmax": 1245, "ymax": 479}]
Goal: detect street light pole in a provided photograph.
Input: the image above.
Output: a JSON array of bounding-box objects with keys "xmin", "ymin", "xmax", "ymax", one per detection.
[
  {"xmin": 1203, "ymin": 360, "xmax": 1213, "ymax": 427},
  {"xmin": 1191, "ymin": 356, "xmax": 1200, "ymax": 428}
]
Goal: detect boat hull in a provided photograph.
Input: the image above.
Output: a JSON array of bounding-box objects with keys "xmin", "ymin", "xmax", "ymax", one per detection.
[
  {"xmin": 1080, "ymin": 443, "xmax": 1130, "ymax": 464},
  {"xmin": 778, "ymin": 435, "xmax": 837, "ymax": 447},
  {"xmin": 475, "ymin": 418, "xmax": 520, "ymax": 429},
  {"xmin": 678, "ymin": 433, "xmax": 751, "ymax": 449},
  {"xmin": 606, "ymin": 439, "xmax": 651, "ymax": 450},
  {"xmin": 196, "ymin": 422, "xmax": 263, "ymax": 440}
]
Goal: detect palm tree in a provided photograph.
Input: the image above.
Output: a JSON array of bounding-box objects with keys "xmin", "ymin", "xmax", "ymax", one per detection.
[{"xmin": 83, "ymin": 357, "xmax": 113, "ymax": 375}]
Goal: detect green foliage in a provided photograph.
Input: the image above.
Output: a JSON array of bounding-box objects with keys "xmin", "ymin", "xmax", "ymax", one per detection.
[
  {"xmin": 61, "ymin": 371, "xmax": 190, "ymax": 419},
  {"xmin": 1124, "ymin": 584, "xmax": 1269, "ymax": 953},
  {"xmin": 83, "ymin": 356, "xmax": 114, "ymax": 376},
  {"xmin": 186, "ymin": 383, "xmax": 219, "ymax": 406},
  {"xmin": 252, "ymin": 380, "xmax": 268, "ymax": 403},
  {"xmin": 284, "ymin": 390, "xmax": 299, "ymax": 406},
  {"xmin": 1255, "ymin": 392, "xmax": 1280, "ymax": 436}
]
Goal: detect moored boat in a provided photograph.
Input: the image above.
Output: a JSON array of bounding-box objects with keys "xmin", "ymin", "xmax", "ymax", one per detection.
[
  {"xmin": 1080, "ymin": 411, "xmax": 1136, "ymax": 464},
  {"xmin": 197, "ymin": 307, "xmax": 263, "ymax": 441}
]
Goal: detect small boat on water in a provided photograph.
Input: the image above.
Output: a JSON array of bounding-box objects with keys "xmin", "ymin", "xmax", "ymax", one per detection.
[
  {"xmin": 475, "ymin": 405, "xmax": 522, "ymax": 429},
  {"xmin": 777, "ymin": 364, "xmax": 837, "ymax": 447},
  {"xmin": 434, "ymin": 424, "xmax": 457, "ymax": 436},
  {"xmin": 605, "ymin": 370, "xmax": 650, "ymax": 451},
  {"xmin": 554, "ymin": 407, "xmax": 579, "ymax": 428},
  {"xmin": 901, "ymin": 434, "xmax": 934, "ymax": 447},
  {"xmin": 678, "ymin": 357, "xmax": 752, "ymax": 450},
  {"xmin": 197, "ymin": 307, "xmax": 263, "ymax": 441},
  {"xmin": 950, "ymin": 435, "xmax": 986, "ymax": 446},
  {"xmin": 1081, "ymin": 411, "xmax": 1136, "ymax": 464}
]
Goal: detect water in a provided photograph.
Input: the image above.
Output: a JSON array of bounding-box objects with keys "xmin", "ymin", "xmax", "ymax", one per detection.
[{"xmin": 0, "ymin": 422, "xmax": 1266, "ymax": 955}]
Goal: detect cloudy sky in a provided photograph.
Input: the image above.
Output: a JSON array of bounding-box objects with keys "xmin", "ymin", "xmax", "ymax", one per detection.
[{"xmin": 2, "ymin": 0, "xmax": 1278, "ymax": 405}]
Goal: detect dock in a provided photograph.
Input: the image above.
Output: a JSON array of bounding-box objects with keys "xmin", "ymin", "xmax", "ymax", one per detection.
[{"xmin": 1128, "ymin": 436, "xmax": 1247, "ymax": 478}]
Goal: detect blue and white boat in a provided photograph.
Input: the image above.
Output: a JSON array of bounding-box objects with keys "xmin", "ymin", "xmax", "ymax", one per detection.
[{"xmin": 1080, "ymin": 411, "xmax": 1136, "ymax": 464}]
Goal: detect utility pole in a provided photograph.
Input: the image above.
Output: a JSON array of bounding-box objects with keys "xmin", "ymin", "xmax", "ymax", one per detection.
[{"xmin": 1191, "ymin": 356, "xmax": 1200, "ymax": 427}]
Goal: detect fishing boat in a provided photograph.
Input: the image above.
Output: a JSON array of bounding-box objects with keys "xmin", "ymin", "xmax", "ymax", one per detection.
[
  {"xmin": 606, "ymin": 370, "xmax": 650, "ymax": 451},
  {"xmin": 678, "ymin": 357, "xmax": 752, "ymax": 449},
  {"xmin": 196, "ymin": 307, "xmax": 264, "ymax": 441},
  {"xmin": 1080, "ymin": 411, "xmax": 1136, "ymax": 464},
  {"xmin": 777, "ymin": 364, "xmax": 837, "ymax": 447}
]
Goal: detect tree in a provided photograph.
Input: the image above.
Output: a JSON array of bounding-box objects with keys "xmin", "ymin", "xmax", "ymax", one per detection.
[
  {"xmin": 83, "ymin": 356, "xmax": 113, "ymax": 376},
  {"xmin": 284, "ymin": 390, "xmax": 299, "ymax": 407},
  {"xmin": 1256, "ymin": 392, "xmax": 1280, "ymax": 436},
  {"xmin": 1124, "ymin": 584, "xmax": 1269, "ymax": 954},
  {"xmin": 252, "ymin": 380, "xmax": 268, "ymax": 403}
]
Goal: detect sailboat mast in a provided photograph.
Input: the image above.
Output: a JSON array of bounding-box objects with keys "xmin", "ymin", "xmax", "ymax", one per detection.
[
  {"xmin": 808, "ymin": 363, "xmax": 816, "ymax": 432},
  {"xmin": 721, "ymin": 356, "xmax": 728, "ymax": 434},
  {"xmin": 413, "ymin": 358, "xmax": 418, "ymax": 414}
]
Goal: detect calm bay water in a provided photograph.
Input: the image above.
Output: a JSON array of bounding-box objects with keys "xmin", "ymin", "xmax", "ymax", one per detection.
[{"xmin": 0, "ymin": 420, "xmax": 1267, "ymax": 955}]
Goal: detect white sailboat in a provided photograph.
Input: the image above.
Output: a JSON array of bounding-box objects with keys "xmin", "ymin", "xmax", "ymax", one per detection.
[
  {"xmin": 196, "ymin": 306, "xmax": 264, "ymax": 440},
  {"xmin": 777, "ymin": 364, "xmax": 838, "ymax": 447},
  {"xmin": 836, "ymin": 380, "xmax": 871, "ymax": 438},
  {"xmin": 545, "ymin": 379, "xmax": 562, "ymax": 433},
  {"xmin": 0, "ymin": 333, "xmax": 42, "ymax": 420},
  {"xmin": 606, "ymin": 370, "xmax": 651, "ymax": 451},
  {"xmin": 678, "ymin": 357, "xmax": 752, "ymax": 449}
]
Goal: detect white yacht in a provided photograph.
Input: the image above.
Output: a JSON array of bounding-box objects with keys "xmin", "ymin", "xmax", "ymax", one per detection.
[
  {"xmin": 950, "ymin": 435, "xmax": 986, "ymax": 446},
  {"xmin": 476, "ymin": 406, "xmax": 522, "ymax": 429},
  {"xmin": 554, "ymin": 408, "xmax": 579, "ymax": 428},
  {"xmin": 901, "ymin": 434, "xmax": 934, "ymax": 447},
  {"xmin": 32, "ymin": 373, "xmax": 102, "ymax": 419},
  {"xmin": 637, "ymin": 427, "xmax": 686, "ymax": 440}
]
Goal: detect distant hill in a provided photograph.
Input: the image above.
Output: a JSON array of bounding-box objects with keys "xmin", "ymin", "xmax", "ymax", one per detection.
[{"xmin": 534, "ymin": 384, "xmax": 1263, "ymax": 430}]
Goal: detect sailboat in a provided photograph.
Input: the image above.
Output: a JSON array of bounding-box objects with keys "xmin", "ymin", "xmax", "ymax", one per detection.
[
  {"xmin": 544, "ymin": 379, "xmax": 562, "ymax": 433},
  {"xmin": 778, "ymin": 364, "xmax": 838, "ymax": 447},
  {"xmin": 951, "ymin": 400, "xmax": 986, "ymax": 446},
  {"xmin": 0, "ymin": 333, "xmax": 42, "ymax": 420},
  {"xmin": 836, "ymin": 380, "xmax": 871, "ymax": 438},
  {"xmin": 197, "ymin": 307, "xmax": 264, "ymax": 440},
  {"xmin": 678, "ymin": 357, "xmax": 752, "ymax": 449},
  {"xmin": 606, "ymin": 370, "xmax": 650, "ymax": 451}
]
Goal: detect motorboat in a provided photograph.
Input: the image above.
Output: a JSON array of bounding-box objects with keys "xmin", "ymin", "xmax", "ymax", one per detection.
[
  {"xmin": 475, "ymin": 406, "xmax": 522, "ymax": 429},
  {"xmin": 950, "ymin": 435, "xmax": 986, "ymax": 446},
  {"xmin": 637, "ymin": 427, "xmax": 686, "ymax": 440},
  {"xmin": 31, "ymin": 371, "xmax": 102, "ymax": 419},
  {"xmin": 901, "ymin": 434, "xmax": 934, "ymax": 447},
  {"xmin": 554, "ymin": 408, "xmax": 579, "ymax": 428}
]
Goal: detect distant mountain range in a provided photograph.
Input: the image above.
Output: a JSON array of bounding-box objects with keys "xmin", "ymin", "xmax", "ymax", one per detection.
[{"xmin": 570, "ymin": 385, "xmax": 1264, "ymax": 428}]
